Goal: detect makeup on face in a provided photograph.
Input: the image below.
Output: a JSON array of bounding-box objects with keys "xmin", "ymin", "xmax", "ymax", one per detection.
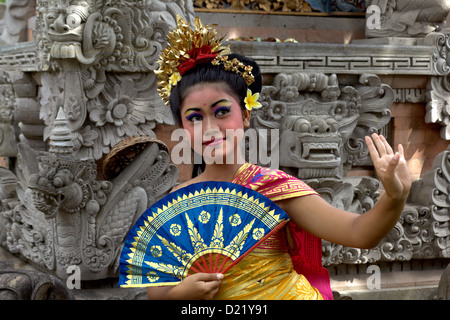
[
  {"xmin": 180, "ymin": 85, "xmax": 250, "ymax": 165},
  {"xmin": 183, "ymin": 98, "xmax": 233, "ymax": 123}
]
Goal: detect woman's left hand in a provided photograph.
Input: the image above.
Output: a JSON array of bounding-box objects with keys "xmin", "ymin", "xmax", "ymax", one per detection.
[{"xmin": 365, "ymin": 133, "xmax": 411, "ymax": 202}]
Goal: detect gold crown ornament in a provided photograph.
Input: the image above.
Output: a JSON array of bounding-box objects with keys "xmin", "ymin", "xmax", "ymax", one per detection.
[{"xmin": 154, "ymin": 15, "xmax": 255, "ymax": 105}]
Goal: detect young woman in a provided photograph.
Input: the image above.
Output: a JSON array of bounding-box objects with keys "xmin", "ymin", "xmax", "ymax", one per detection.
[{"xmin": 147, "ymin": 16, "xmax": 411, "ymax": 300}]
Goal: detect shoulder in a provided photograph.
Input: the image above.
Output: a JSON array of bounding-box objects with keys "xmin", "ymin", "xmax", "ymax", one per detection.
[
  {"xmin": 170, "ymin": 176, "xmax": 202, "ymax": 193},
  {"xmin": 243, "ymin": 163, "xmax": 303, "ymax": 184}
]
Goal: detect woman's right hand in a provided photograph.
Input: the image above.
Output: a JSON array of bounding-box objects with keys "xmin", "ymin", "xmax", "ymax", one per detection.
[
  {"xmin": 147, "ymin": 273, "xmax": 223, "ymax": 300},
  {"xmin": 171, "ymin": 273, "xmax": 223, "ymax": 300}
]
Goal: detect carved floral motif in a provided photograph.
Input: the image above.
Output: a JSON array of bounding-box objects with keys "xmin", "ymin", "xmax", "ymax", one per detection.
[{"xmin": 2, "ymin": 110, "xmax": 178, "ymax": 279}]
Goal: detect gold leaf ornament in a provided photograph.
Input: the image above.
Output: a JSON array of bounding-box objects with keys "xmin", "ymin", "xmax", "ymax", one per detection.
[{"xmin": 155, "ymin": 15, "xmax": 256, "ymax": 106}]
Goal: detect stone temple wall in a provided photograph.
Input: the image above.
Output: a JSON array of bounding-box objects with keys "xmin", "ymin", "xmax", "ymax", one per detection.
[{"xmin": 0, "ymin": 0, "xmax": 448, "ymax": 300}]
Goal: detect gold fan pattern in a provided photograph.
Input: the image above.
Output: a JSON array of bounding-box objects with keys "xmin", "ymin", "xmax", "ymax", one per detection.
[{"xmin": 120, "ymin": 183, "xmax": 289, "ymax": 288}]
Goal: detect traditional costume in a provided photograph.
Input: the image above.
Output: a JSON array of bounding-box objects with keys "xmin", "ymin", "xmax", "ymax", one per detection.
[
  {"xmin": 119, "ymin": 15, "xmax": 333, "ymax": 300},
  {"xmin": 213, "ymin": 163, "xmax": 332, "ymax": 300}
]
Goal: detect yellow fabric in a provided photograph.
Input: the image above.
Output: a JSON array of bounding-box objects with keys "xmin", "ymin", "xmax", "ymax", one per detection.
[{"xmin": 214, "ymin": 230, "xmax": 323, "ymax": 300}]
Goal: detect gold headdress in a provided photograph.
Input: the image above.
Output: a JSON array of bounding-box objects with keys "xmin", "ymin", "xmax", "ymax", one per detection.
[{"xmin": 154, "ymin": 16, "xmax": 255, "ymax": 105}]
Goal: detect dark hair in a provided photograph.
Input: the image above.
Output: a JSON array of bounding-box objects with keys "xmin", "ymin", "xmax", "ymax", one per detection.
[{"xmin": 168, "ymin": 53, "xmax": 262, "ymax": 124}]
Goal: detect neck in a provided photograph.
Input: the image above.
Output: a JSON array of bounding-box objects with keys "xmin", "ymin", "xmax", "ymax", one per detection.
[{"xmin": 201, "ymin": 161, "xmax": 245, "ymax": 182}]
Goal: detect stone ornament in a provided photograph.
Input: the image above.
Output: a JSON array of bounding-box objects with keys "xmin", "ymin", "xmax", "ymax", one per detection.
[{"xmin": 2, "ymin": 109, "xmax": 178, "ymax": 280}]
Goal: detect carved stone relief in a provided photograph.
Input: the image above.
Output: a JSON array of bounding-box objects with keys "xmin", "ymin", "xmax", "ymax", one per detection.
[
  {"xmin": 250, "ymin": 71, "xmax": 449, "ymax": 266},
  {"xmin": 409, "ymin": 145, "xmax": 450, "ymax": 258},
  {"xmin": 0, "ymin": 0, "xmax": 195, "ymax": 281},
  {"xmin": 2, "ymin": 109, "xmax": 178, "ymax": 280},
  {"xmin": 423, "ymin": 31, "xmax": 450, "ymax": 140},
  {"xmin": 34, "ymin": 0, "xmax": 195, "ymax": 160},
  {"xmin": 0, "ymin": 268, "xmax": 74, "ymax": 300},
  {"xmin": 0, "ymin": 0, "xmax": 447, "ymax": 298},
  {"xmin": 366, "ymin": 0, "xmax": 450, "ymax": 38},
  {"xmin": 253, "ymin": 72, "xmax": 393, "ymax": 179}
]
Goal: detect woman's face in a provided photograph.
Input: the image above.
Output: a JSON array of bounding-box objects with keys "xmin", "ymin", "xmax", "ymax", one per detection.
[{"xmin": 180, "ymin": 82, "xmax": 251, "ymax": 165}]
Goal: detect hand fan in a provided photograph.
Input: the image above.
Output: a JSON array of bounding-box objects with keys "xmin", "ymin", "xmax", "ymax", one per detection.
[{"xmin": 118, "ymin": 181, "xmax": 290, "ymax": 288}]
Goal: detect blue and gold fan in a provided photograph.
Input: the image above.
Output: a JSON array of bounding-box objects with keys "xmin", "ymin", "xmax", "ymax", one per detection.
[{"xmin": 118, "ymin": 181, "xmax": 290, "ymax": 288}]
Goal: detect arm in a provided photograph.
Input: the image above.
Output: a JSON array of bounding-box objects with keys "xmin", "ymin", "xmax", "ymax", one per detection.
[
  {"xmin": 278, "ymin": 133, "xmax": 411, "ymax": 249},
  {"xmin": 147, "ymin": 273, "xmax": 223, "ymax": 300}
]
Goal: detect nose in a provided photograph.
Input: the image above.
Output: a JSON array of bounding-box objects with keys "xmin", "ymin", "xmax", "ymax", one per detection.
[
  {"xmin": 311, "ymin": 118, "xmax": 338, "ymax": 134},
  {"xmin": 50, "ymin": 14, "xmax": 70, "ymax": 33},
  {"xmin": 202, "ymin": 116, "xmax": 220, "ymax": 133}
]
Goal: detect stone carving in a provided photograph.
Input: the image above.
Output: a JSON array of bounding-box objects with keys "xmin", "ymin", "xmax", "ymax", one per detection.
[
  {"xmin": 33, "ymin": 0, "xmax": 195, "ymax": 160},
  {"xmin": 0, "ymin": 71, "xmax": 18, "ymax": 157},
  {"xmin": 229, "ymin": 41, "xmax": 435, "ymax": 76},
  {"xmin": 0, "ymin": 0, "xmax": 193, "ymax": 281},
  {"xmin": 249, "ymin": 71, "xmax": 450, "ymax": 266},
  {"xmin": 425, "ymin": 75, "xmax": 450, "ymax": 140},
  {"xmin": 409, "ymin": 144, "xmax": 450, "ymax": 258},
  {"xmin": 366, "ymin": 0, "xmax": 450, "ymax": 38},
  {"xmin": 423, "ymin": 28, "xmax": 450, "ymax": 140},
  {"xmin": 1, "ymin": 109, "xmax": 178, "ymax": 280},
  {"xmin": 35, "ymin": 0, "xmax": 194, "ymax": 71},
  {"xmin": 0, "ymin": 268, "xmax": 74, "ymax": 300},
  {"xmin": 253, "ymin": 72, "xmax": 393, "ymax": 179}
]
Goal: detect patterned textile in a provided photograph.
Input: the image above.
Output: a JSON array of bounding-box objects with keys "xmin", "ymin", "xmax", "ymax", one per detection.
[
  {"xmin": 215, "ymin": 227, "xmax": 323, "ymax": 300},
  {"xmin": 231, "ymin": 163, "xmax": 333, "ymax": 300}
]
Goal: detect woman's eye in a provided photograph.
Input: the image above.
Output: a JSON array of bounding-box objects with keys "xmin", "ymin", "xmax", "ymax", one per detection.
[
  {"xmin": 186, "ymin": 113, "xmax": 203, "ymax": 122},
  {"xmin": 215, "ymin": 106, "xmax": 231, "ymax": 117}
]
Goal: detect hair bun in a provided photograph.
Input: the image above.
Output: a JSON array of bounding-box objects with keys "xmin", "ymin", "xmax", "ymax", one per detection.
[{"xmin": 227, "ymin": 53, "xmax": 262, "ymax": 94}]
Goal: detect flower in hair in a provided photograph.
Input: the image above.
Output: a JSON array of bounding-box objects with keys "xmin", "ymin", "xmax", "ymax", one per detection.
[
  {"xmin": 169, "ymin": 72, "xmax": 181, "ymax": 86},
  {"xmin": 154, "ymin": 16, "xmax": 228, "ymax": 105},
  {"xmin": 155, "ymin": 15, "xmax": 257, "ymax": 106},
  {"xmin": 244, "ymin": 89, "xmax": 262, "ymax": 111}
]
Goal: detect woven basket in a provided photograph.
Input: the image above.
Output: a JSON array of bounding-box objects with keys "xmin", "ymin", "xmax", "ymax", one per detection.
[{"xmin": 102, "ymin": 136, "xmax": 169, "ymax": 180}]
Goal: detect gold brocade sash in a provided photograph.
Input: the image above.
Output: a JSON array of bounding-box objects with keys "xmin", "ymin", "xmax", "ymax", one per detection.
[{"xmin": 215, "ymin": 229, "xmax": 323, "ymax": 300}]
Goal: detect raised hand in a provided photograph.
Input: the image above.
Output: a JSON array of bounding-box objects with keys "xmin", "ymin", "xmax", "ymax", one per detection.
[{"xmin": 365, "ymin": 133, "xmax": 411, "ymax": 202}]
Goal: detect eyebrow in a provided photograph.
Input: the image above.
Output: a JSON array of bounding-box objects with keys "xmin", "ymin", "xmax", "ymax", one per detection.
[{"xmin": 183, "ymin": 99, "xmax": 232, "ymax": 115}]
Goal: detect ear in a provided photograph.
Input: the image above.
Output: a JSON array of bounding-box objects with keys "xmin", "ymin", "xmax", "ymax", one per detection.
[{"xmin": 242, "ymin": 108, "xmax": 251, "ymax": 128}]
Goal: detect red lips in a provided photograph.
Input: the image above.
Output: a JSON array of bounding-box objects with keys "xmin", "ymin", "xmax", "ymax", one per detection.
[{"xmin": 203, "ymin": 137, "xmax": 224, "ymax": 146}]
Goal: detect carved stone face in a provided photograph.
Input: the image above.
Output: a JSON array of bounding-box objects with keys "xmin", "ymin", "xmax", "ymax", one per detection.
[
  {"xmin": 40, "ymin": 0, "xmax": 120, "ymax": 65},
  {"xmin": 43, "ymin": 2, "xmax": 90, "ymax": 60},
  {"xmin": 279, "ymin": 99, "xmax": 359, "ymax": 179}
]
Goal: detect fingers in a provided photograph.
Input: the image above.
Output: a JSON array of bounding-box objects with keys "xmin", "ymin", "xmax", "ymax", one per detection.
[
  {"xmin": 193, "ymin": 273, "xmax": 223, "ymax": 282},
  {"xmin": 379, "ymin": 134, "xmax": 394, "ymax": 155},
  {"xmin": 366, "ymin": 133, "xmax": 393, "ymax": 156},
  {"xmin": 397, "ymin": 143, "xmax": 405, "ymax": 158},
  {"xmin": 365, "ymin": 135, "xmax": 379, "ymax": 158},
  {"xmin": 195, "ymin": 273, "xmax": 223, "ymax": 300}
]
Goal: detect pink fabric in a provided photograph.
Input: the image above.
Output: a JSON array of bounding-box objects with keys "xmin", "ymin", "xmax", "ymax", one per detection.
[
  {"xmin": 287, "ymin": 222, "xmax": 333, "ymax": 300},
  {"xmin": 232, "ymin": 163, "xmax": 333, "ymax": 300}
]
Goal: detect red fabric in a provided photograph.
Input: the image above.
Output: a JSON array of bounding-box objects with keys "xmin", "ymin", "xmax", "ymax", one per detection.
[
  {"xmin": 178, "ymin": 45, "xmax": 217, "ymax": 75},
  {"xmin": 287, "ymin": 221, "xmax": 333, "ymax": 300}
]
